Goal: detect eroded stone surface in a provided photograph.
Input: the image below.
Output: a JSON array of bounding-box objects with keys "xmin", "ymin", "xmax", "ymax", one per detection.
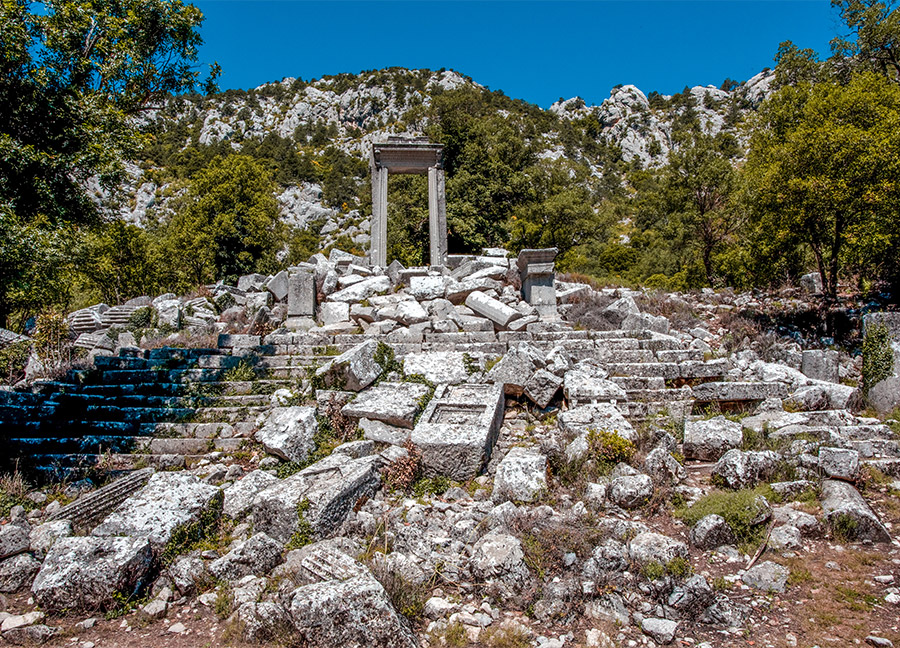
[
  {"xmin": 31, "ymin": 536, "xmax": 153, "ymax": 613},
  {"xmin": 92, "ymin": 472, "xmax": 222, "ymax": 550}
]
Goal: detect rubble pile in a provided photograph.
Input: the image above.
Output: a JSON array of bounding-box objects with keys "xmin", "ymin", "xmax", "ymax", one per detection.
[{"xmin": 0, "ymin": 250, "xmax": 899, "ymax": 647}]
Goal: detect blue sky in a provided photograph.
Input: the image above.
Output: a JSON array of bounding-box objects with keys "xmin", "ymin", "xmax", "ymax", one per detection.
[{"xmin": 195, "ymin": 1, "xmax": 840, "ymax": 107}]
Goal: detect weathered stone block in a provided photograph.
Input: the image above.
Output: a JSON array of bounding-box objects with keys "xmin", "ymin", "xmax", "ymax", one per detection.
[
  {"xmin": 465, "ymin": 291, "xmax": 521, "ymax": 328},
  {"xmin": 341, "ymin": 382, "xmax": 431, "ymax": 429},
  {"xmin": 288, "ymin": 270, "xmax": 316, "ymax": 317},
  {"xmin": 403, "ymin": 351, "xmax": 471, "ymax": 384},
  {"xmin": 0, "ymin": 554, "xmax": 40, "ymax": 593},
  {"xmin": 209, "ymin": 533, "xmax": 283, "ymax": 581},
  {"xmin": 31, "ymin": 536, "xmax": 154, "ymax": 613},
  {"xmin": 92, "ymin": 472, "xmax": 222, "ymax": 551},
  {"xmin": 319, "ymin": 302, "xmax": 350, "ymax": 325},
  {"xmin": 288, "ymin": 572, "xmax": 418, "ymax": 648},
  {"xmin": 315, "ymin": 339, "xmax": 381, "ymax": 392},
  {"xmin": 255, "ymin": 406, "xmax": 318, "ymax": 464},
  {"xmin": 223, "ymin": 470, "xmax": 279, "ymax": 519},
  {"xmin": 328, "ymin": 276, "xmax": 391, "ymax": 303},
  {"xmin": 410, "ymin": 383, "xmax": 504, "ymax": 480},
  {"xmin": 523, "ymin": 369, "xmax": 563, "ymax": 408},
  {"xmin": 253, "ymin": 454, "xmax": 381, "ymax": 544},
  {"xmin": 818, "ymin": 446, "xmax": 859, "ymax": 481}
]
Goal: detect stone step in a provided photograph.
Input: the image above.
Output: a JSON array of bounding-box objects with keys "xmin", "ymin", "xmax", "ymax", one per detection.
[
  {"xmin": 93, "ymin": 356, "xmax": 149, "ymax": 370},
  {"xmin": 626, "ymin": 387, "xmax": 694, "ymax": 402},
  {"xmin": 82, "ymin": 404, "xmax": 194, "ymax": 422},
  {"xmin": 691, "ymin": 381, "xmax": 789, "ymax": 403},
  {"xmin": 656, "ymin": 349, "xmax": 706, "ymax": 362},
  {"xmin": 4, "ymin": 419, "xmax": 141, "ymax": 438},
  {"xmin": 611, "ymin": 376, "xmax": 666, "ymax": 390},
  {"xmin": 6, "ymin": 434, "xmax": 140, "ymax": 455},
  {"xmin": 134, "ymin": 437, "xmax": 244, "ymax": 454},
  {"xmin": 141, "ymin": 421, "xmax": 255, "ymax": 438},
  {"xmin": 100, "ymin": 369, "xmax": 170, "ymax": 384}
]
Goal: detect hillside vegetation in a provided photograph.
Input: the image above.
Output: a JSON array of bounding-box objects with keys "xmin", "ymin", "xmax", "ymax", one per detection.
[{"xmin": 2, "ymin": 0, "xmax": 900, "ymax": 331}]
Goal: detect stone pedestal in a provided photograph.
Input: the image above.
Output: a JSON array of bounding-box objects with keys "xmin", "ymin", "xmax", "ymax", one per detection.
[{"xmin": 517, "ymin": 248, "xmax": 558, "ymax": 318}]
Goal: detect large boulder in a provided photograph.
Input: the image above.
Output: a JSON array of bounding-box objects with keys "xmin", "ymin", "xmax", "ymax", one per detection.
[
  {"xmin": 608, "ymin": 474, "xmax": 654, "ymax": 509},
  {"xmin": 492, "ymin": 447, "xmax": 548, "ymax": 503},
  {"xmin": 255, "ymin": 406, "xmax": 318, "ymax": 463},
  {"xmin": 31, "ymin": 536, "xmax": 154, "ymax": 613},
  {"xmin": 712, "ymin": 449, "xmax": 779, "ymax": 489},
  {"xmin": 820, "ymin": 479, "xmax": 891, "ymax": 543},
  {"xmin": 741, "ymin": 560, "xmax": 789, "ymax": 593},
  {"xmin": 689, "ymin": 514, "xmax": 736, "ymax": 549},
  {"xmin": 209, "ymin": 533, "xmax": 283, "ymax": 581},
  {"xmin": 92, "ymin": 472, "xmax": 222, "ymax": 552},
  {"xmin": 628, "ymin": 532, "xmax": 688, "ymax": 566},
  {"xmin": 683, "ymin": 416, "xmax": 743, "ymax": 461},
  {"xmin": 315, "ymin": 339, "xmax": 382, "ymax": 391}
]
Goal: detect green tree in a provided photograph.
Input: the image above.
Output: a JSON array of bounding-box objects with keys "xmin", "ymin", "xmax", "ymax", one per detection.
[
  {"xmin": 743, "ymin": 71, "xmax": 900, "ymax": 299},
  {"xmin": 509, "ymin": 159, "xmax": 600, "ymax": 269},
  {"xmin": 830, "ymin": 0, "xmax": 900, "ymax": 82},
  {"xmin": 661, "ymin": 132, "xmax": 739, "ymax": 284},
  {"xmin": 78, "ymin": 221, "xmax": 159, "ymax": 304},
  {"xmin": 0, "ymin": 0, "xmax": 216, "ymax": 327},
  {"xmin": 162, "ymin": 155, "xmax": 282, "ymax": 288}
]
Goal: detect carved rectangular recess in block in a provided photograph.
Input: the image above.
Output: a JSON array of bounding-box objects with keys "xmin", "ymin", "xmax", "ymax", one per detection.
[{"xmin": 430, "ymin": 404, "xmax": 487, "ymax": 425}]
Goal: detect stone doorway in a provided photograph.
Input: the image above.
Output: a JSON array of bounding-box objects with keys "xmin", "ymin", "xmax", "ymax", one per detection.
[{"xmin": 370, "ymin": 137, "xmax": 447, "ymax": 267}]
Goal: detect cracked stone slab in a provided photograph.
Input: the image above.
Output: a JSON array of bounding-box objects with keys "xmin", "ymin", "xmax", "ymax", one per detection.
[
  {"xmin": 341, "ymin": 382, "xmax": 431, "ymax": 429},
  {"xmin": 92, "ymin": 472, "xmax": 222, "ymax": 551}
]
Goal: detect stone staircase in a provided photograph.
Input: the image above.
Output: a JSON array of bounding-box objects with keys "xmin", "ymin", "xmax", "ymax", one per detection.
[{"xmin": 1, "ymin": 323, "xmax": 777, "ymax": 482}]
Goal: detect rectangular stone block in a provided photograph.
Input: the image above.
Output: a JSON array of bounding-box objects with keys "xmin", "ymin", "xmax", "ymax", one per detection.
[
  {"xmin": 288, "ymin": 270, "xmax": 316, "ymax": 317},
  {"xmin": 410, "ymin": 383, "xmax": 504, "ymax": 480},
  {"xmin": 341, "ymin": 382, "xmax": 431, "ymax": 429}
]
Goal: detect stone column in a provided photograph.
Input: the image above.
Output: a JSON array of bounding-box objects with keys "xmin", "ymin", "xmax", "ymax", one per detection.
[
  {"xmin": 427, "ymin": 167, "xmax": 448, "ymax": 266},
  {"xmin": 370, "ymin": 165, "xmax": 389, "ymax": 267}
]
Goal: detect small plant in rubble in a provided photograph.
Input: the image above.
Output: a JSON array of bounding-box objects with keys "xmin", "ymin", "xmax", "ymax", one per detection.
[
  {"xmin": 381, "ymin": 440, "xmax": 422, "ymax": 492},
  {"xmin": 324, "ymin": 393, "xmax": 358, "ymax": 442}
]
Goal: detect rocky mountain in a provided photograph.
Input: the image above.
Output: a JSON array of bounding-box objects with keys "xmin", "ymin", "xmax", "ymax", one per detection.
[{"xmin": 110, "ymin": 67, "xmax": 775, "ymax": 250}]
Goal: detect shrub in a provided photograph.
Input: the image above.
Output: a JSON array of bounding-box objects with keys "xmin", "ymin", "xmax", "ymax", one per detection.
[
  {"xmin": 586, "ymin": 428, "xmax": 636, "ymax": 467},
  {"xmin": 862, "ymin": 322, "xmax": 894, "ymax": 396},
  {"xmin": 0, "ymin": 340, "xmax": 30, "ymax": 385},
  {"xmin": 381, "ymin": 440, "xmax": 423, "ymax": 492},
  {"xmin": 674, "ymin": 486, "xmax": 772, "ymax": 546},
  {"xmin": 412, "ymin": 476, "xmax": 452, "ymax": 498},
  {"xmin": 222, "ymin": 359, "xmax": 259, "ymax": 382},
  {"xmin": 0, "ymin": 471, "xmax": 34, "ymax": 518}
]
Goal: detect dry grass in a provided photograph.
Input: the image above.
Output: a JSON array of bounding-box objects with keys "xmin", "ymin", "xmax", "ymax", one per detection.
[
  {"xmin": 562, "ymin": 290, "xmax": 617, "ymax": 331},
  {"xmin": 636, "ymin": 291, "xmax": 699, "ymax": 330},
  {"xmin": 140, "ymin": 329, "xmax": 219, "ymax": 350}
]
